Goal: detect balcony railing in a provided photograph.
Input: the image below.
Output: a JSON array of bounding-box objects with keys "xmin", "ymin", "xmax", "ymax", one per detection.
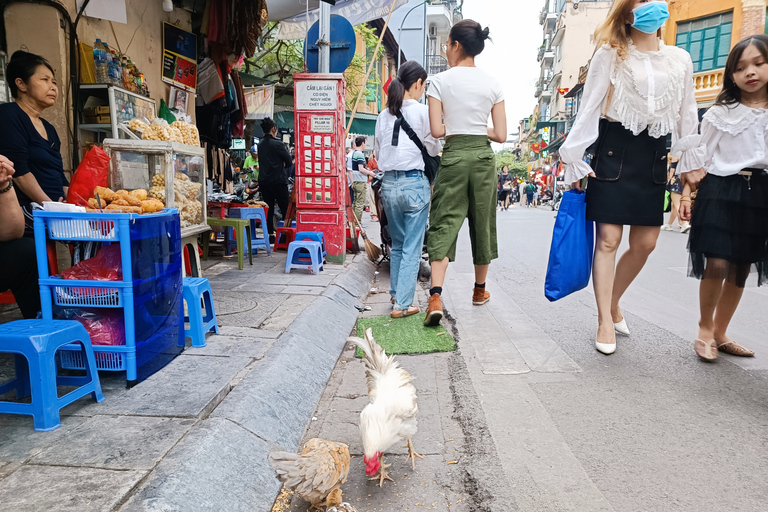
[
  {"xmin": 426, "ymin": 55, "xmax": 449, "ymax": 75},
  {"xmin": 693, "ymin": 69, "xmax": 724, "ymax": 100}
]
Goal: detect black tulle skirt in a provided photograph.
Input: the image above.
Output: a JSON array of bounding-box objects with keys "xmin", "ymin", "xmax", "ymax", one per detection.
[{"xmin": 688, "ymin": 171, "xmax": 768, "ymax": 287}]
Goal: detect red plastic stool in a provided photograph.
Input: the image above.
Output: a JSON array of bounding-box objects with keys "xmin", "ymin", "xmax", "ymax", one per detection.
[
  {"xmin": 274, "ymin": 227, "xmax": 297, "ymax": 252},
  {"xmin": 346, "ymin": 226, "xmax": 361, "ymax": 251},
  {"xmin": 0, "ymin": 290, "xmax": 15, "ymax": 304}
]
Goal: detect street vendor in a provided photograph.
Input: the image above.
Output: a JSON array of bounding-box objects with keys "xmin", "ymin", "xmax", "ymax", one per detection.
[
  {"xmin": 244, "ymin": 145, "xmax": 259, "ymax": 182},
  {"xmin": 0, "ymin": 153, "xmax": 41, "ymax": 319},
  {"xmin": 0, "ymin": 51, "xmax": 68, "ymax": 235},
  {"xmin": 257, "ymin": 117, "xmax": 292, "ymax": 241}
]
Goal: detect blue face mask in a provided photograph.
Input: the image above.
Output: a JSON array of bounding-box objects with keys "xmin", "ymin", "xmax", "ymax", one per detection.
[{"xmin": 631, "ymin": 1, "xmax": 670, "ymax": 34}]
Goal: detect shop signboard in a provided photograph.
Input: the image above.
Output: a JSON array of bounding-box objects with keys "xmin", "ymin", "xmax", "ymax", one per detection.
[
  {"xmin": 162, "ymin": 23, "xmax": 197, "ymax": 93},
  {"xmin": 244, "ymin": 85, "xmax": 275, "ymax": 120}
]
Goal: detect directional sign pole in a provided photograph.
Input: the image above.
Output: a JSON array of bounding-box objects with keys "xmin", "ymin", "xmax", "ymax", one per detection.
[{"xmin": 318, "ymin": 1, "xmax": 332, "ymax": 73}]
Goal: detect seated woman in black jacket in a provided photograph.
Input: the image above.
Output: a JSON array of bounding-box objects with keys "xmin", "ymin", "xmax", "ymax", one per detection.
[{"xmin": 0, "ymin": 51, "xmax": 68, "ymax": 235}]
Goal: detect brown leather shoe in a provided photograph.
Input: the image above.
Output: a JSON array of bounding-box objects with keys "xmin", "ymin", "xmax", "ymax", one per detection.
[
  {"xmin": 472, "ymin": 287, "xmax": 490, "ymax": 305},
  {"xmin": 424, "ymin": 293, "xmax": 443, "ymax": 327}
]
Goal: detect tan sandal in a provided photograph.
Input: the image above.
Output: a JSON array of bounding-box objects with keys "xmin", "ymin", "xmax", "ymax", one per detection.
[
  {"xmin": 391, "ymin": 306, "xmax": 419, "ymax": 319},
  {"xmin": 695, "ymin": 338, "xmax": 718, "ymax": 361},
  {"xmin": 717, "ymin": 341, "xmax": 755, "ymax": 357}
]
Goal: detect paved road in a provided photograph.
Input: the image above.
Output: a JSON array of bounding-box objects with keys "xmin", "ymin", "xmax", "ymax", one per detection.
[{"xmin": 285, "ymin": 205, "xmax": 768, "ymax": 512}]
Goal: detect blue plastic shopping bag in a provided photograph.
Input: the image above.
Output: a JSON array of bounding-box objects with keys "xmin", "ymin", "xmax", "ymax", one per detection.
[{"xmin": 544, "ymin": 190, "xmax": 594, "ymax": 302}]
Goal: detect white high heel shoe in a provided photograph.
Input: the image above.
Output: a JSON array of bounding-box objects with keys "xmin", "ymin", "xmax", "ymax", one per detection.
[
  {"xmin": 614, "ymin": 318, "xmax": 630, "ymax": 336},
  {"xmin": 595, "ymin": 340, "xmax": 617, "ymax": 355}
]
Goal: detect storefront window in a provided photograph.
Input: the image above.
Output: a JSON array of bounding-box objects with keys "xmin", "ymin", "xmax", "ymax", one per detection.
[{"xmin": 676, "ymin": 11, "xmax": 733, "ymax": 73}]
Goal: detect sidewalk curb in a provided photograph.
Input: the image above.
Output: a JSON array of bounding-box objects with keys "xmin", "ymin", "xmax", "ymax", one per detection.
[{"xmin": 119, "ymin": 255, "xmax": 377, "ymax": 512}]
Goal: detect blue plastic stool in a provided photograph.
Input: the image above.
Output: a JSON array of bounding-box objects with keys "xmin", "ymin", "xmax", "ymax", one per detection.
[
  {"xmin": 182, "ymin": 277, "xmax": 219, "ymax": 348},
  {"xmin": 230, "ymin": 207, "xmax": 271, "ymax": 256},
  {"xmin": 278, "ymin": 220, "xmax": 297, "ymax": 228},
  {"xmin": 294, "ymin": 231, "xmax": 327, "ymax": 262},
  {"xmin": 0, "ymin": 320, "xmax": 104, "ymax": 431},
  {"xmin": 285, "ymin": 240, "xmax": 324, "ymax": 275},
  {"xmin": 224, "ymin": 221, "xmax": 251, "ymax": 257}
]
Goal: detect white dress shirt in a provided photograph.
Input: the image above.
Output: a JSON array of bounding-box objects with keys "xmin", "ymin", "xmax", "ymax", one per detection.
[
  {"xmin": 560, "ymin": 41, "xmax": 700, "ymax": 184},
  {"xmin": 678, "ymin": 103, "xmax": 768, "ymax": 176},
  {"xmin": 374, "ymin": 99, "xmax": 441, "ymax": 172}
]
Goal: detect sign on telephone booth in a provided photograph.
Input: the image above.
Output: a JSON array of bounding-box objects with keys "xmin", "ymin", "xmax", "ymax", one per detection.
[{"xmin": 294, "ymin": 73, "xmax": 347, "ymax": 263}]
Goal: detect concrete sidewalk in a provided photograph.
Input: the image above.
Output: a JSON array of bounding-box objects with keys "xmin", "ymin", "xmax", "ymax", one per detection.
[{"xmin": 0, "ymin": 243, "xmax": 377, "ymax": 512}]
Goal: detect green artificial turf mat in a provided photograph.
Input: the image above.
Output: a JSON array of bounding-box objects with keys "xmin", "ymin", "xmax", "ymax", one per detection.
[{"xmin": 355, "ymin": 313, "xmax": 456, "ymax": 357}]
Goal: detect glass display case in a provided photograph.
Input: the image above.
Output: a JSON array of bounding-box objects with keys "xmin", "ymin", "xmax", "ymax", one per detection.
[
  {"xmin": 102, "ymin": 139, "xmax": 208, "ymax": 237},
  {"xmin": 78, "ymin": 85, "xmax": 156, "ymax": 141}
]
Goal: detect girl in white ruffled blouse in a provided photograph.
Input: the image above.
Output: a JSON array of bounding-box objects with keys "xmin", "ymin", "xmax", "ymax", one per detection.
[
  {"xmin": 678, "ymin": 35, "xmax": 768, "ymax": 361},
  {"xmin": 559, "ymin": 0, "xmax": 700, "ymax": 355}
]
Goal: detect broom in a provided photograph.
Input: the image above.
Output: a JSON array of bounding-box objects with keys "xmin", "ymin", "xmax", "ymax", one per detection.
[{"xmin": 352, "ymin": 208, "xmax": 382, "ymax": 262}]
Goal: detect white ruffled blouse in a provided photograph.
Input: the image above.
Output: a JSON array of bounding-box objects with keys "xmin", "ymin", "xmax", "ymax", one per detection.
[
  {"xmin": 678, "ymin": 103, "xmax": 768, "ymax": 176},
  {"xmin": 560, "ymin": 41, "xmax": 700, "ymax": 184}
]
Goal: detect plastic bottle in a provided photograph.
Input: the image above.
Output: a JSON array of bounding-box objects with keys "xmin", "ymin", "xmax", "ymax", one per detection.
[
  {"xmin": 121, "ymin": 56, "xmax": 130, "ymax": 90},
  {"xmin": 109, "ymin": 51, "xmax": 122, "ymax": 87},
  {"xmin": 93, "ymin": 39, "xmax": 109, "ymax": 84}
]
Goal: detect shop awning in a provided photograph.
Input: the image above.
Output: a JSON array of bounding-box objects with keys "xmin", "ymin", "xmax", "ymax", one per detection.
[
  {"xmin": 346, "ymin": 112, "xmax": 377, "ymax": 136},
  {"xmin": 267, "ymin": 0, "xmax": 321, "ymax": 21},
  {"xmin": 564, "ymin": 83, "xmax": 584, "ymax": 98}
]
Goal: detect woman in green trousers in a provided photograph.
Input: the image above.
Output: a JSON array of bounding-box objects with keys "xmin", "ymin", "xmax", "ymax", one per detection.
[{"xmin": 424, "ymin": 19, "xmax": 507, "ymax": 327}]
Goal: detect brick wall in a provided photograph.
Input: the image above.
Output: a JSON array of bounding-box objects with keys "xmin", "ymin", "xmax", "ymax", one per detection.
[{"xmin": 741, "ymin": 0, "xmax": 767, "ymax": 37}]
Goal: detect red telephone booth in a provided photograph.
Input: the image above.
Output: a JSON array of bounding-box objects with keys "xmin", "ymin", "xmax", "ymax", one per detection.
[{"xmin": 293, "ymin": 73, "xmax": 347, "ymax": 263}]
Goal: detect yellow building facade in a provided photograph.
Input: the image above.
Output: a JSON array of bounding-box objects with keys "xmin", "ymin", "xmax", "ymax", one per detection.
[{"xmin": 664, "ymin": 0, "xmax": 768, "ymax": 105}]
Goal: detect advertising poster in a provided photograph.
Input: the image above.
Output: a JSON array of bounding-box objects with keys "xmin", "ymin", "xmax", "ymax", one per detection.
[
  {"xmin": 244, "ymin": 85, "xmax": 275, "ymax": 120},
  {"xmin": 162, "ymin": 22, "xmax": 197, "ymax": 92}
]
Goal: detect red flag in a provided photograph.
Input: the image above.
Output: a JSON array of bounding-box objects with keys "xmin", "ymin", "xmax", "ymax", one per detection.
[{"xmin": 383, "ymin": 76, "xmax": 393, "ymax": 96}]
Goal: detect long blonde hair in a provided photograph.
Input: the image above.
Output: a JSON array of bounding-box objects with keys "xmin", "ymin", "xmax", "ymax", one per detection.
[{"xmin": 594, "ymin": 0, "xmax": 663, "ymax": 59}]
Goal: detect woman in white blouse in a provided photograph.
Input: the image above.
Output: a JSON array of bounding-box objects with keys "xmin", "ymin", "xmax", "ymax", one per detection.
[
  {"xmin": 374, "ymin": 61, "xmax": 442, "ymax": 318},
  {"xmin": 559, "ymin": 0, "xmax": 700, "ymax": 354}
]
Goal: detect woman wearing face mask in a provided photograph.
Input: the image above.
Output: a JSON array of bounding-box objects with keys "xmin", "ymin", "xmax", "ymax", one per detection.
[
  {"xmin": 374, "ymin": 61, "xmax": 442, "ymax": 318},
  {"xmin": 559, "ymin": 0, "xmax": 701, "ymax": 355}
]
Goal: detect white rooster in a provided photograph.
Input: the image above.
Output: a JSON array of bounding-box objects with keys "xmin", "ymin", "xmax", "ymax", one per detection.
[{"xmin": 350, "ymin": 328, "xmax": 422, "ymax": 487}]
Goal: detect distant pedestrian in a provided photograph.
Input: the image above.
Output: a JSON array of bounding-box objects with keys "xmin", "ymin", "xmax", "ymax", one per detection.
[
  {"xmin": 257, "ymin": 117, "xmax": 292, "ymax": 241},
  {"xmin": 424, "ymin": 19, "xmax": 507, "ymax": 327},
  {"xmin": 498, "ymin": 166, "xmax": 513, "ymax": 210},
  {"xmin": 679, "ymin": 35, "xmax": 768, "ymax": 361},
  {"xmin": 350, "ymin": 136, "xmax": 374, "ymax": 223},
  {"xmin": 374, "ymin": 61, "xmax": 441, "ymax": 318},
  {"xmin": 559, "ymin": 0, "xmax": 700, "ymax": 355},
  {"xmin": 661, "ymin": 158, "xmax": 689, "ymax": 233},
  {"xmin": 519, "ymin": 181, "xmax": 527, "ymax": 206},
  {"xmin": 525, "ymin": 181, "xmax": 535, "ymax": 207}
]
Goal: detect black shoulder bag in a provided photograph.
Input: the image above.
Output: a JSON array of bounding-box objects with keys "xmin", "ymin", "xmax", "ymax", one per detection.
[{"xmin": 393, "ymin": 114, "xmax": 441, "ymax": 184}]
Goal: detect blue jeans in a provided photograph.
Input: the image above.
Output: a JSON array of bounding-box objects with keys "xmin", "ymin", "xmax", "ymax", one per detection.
[{"xmin": 382, "ymin": 170, "xmax": 431, "ymax": 310}]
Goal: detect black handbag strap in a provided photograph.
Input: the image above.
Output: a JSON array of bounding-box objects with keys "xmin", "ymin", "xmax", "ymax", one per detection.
[{"xmin": 393, "ymin": 114, "xmax": 429, "ymax": 159}]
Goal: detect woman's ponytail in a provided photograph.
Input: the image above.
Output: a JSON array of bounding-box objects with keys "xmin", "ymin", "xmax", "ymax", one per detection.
[
  {"xmin": 385, "ymin": 60, "xmax": 428, "ymax": 117},
  {"xmin": 386, "ymin": 77, "xmax": 406, "ymax": 117}
]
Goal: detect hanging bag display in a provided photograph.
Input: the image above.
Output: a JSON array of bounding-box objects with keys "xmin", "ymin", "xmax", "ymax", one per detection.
[{"xmin": 544, "ymin": 189, "xmax": 594, "ymax": 301}]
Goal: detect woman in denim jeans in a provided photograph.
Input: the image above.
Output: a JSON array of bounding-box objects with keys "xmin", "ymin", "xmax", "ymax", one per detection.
[{"xmin": 374, "ymin": 61, "xmax": 442, "ymax": 318}]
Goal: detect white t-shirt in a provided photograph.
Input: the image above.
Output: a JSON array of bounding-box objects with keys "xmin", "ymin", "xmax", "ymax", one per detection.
[
  {"xmin": 427, "ymin": 67, "xmax": 504, "ymax": 137},
  {"xmin": 374, "ymin": 100, "xmax": 442, "ymax": 172}
]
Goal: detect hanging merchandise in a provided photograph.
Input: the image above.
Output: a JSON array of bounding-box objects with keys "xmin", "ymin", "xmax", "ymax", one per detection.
[{"xmin": 227, "ymin": 0, "xmax": 269, "ymax": 58}]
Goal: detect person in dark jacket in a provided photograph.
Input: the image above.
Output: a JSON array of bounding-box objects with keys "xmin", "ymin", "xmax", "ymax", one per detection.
[{"xmin": 257, "ymin": 117, "xmax": 292, "ymax": 240}]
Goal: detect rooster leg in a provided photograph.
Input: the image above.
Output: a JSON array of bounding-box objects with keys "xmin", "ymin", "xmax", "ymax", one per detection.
[
  {"xmin": 406, "ymin": 439, "xmax": 425, "ymax": 470},
  {"xmin": 368, "ymin": 455, "xmax": 393, "ymax": 487}
]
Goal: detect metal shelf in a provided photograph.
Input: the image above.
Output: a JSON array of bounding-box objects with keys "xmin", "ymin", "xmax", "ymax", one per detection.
[{"xmin": 79, "ymin": 123, "xmax": 113, "ymax": 132}]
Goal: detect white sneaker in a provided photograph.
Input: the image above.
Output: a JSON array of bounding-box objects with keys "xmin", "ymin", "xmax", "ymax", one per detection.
[
  {"xmin": 661, "ymin": 224, "xmax": 673, "ymax": 231},
  {"xmin": 681, "ymin": 222, "xmax": 691, "ymax": 234}
]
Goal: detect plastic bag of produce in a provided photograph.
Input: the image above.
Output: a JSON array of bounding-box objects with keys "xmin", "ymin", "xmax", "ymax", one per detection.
[
  {"xmin": 66, "ymin": 146, "xmax": 111, "ymax": 207},
  {"xmin": 158, "ymin": 99, "xmax": 177, "ymax": 125},
  {"xmin": 57, "ymin": 308, "xmax": 125, "ymax": 346},
  {"xmin": 61, "ymin": 243, "xmax": 123, "ymax": 281}
]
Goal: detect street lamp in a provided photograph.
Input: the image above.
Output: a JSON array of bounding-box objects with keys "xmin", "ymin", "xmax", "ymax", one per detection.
[{"xmin": 397, "ymin": 0, "xmax": 429, "ymax": 69}]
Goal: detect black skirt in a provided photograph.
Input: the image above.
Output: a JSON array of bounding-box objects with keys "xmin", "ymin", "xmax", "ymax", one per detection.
[
  {"xmin": 586, "ymin": 121, "xmax": 668, "ymax": 226},
  {"xmin": 688, "ymin": 172, "xmax": 768, "ymax": 287}
]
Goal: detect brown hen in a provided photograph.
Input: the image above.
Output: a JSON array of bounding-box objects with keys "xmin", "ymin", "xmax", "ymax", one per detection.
[{"xmin": 268, "ymin": 438, "xmax": 350, "ymax": 510}]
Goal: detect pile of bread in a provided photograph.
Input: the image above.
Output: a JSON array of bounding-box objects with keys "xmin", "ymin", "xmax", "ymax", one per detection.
[
  {"xmin": 148, "ymin": 173, "xmax": 203, "ymax": 228},
  {"xmin": 87, "ymin": 187, "xmax": 164, "ymax": 214},
  {"xmin": 128, "ymin": 118, "xmax": 200, "ymax": 146}
]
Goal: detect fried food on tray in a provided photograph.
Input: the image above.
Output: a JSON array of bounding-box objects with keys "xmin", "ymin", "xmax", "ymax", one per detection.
[
  {"xmin": 104, "ymin": 204, "xmax": 141, "ymax": 214},
  {"xmin": 88, "ymin": 197, "xmax": 106, "ymax": 209},
  {"xmin": 93, "ymin": 186, "xmax": 116, "ymax": 203},
  {"xmin": 111, "ymin": 198, "xmax": 130, "ymax": 207},
  {"xmin": 140, "ymin": 198, "xmax": 164, "ymax": 213},
  {"xmin": 115, "ymin": 190, "xmax": 142, "ymax": 207},
  {"xmin": 130, "ymin": 189, "xmax": 148, "ymax": 201}
]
